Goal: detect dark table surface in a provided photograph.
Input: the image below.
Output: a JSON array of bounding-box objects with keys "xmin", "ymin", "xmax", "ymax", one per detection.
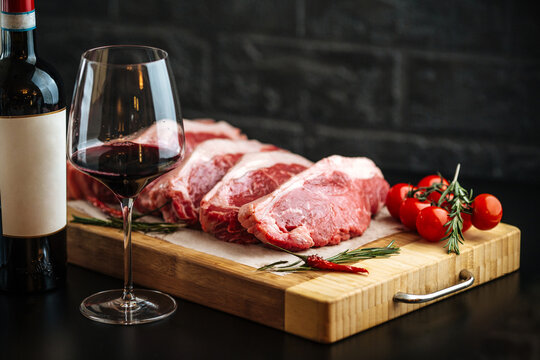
[{"xmin": 1, "ymin": 175, "xmax": 539, "ymax": 360}]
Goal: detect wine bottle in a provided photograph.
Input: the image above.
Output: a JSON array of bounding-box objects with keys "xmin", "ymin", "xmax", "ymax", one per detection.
[{"xmin": 0, "ymin": 0, "xmax": 67, "ymax": 292}]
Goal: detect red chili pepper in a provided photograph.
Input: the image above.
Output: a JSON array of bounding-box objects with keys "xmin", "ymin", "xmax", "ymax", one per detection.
[
  {"xmin": 305, "ymin": 255, "xmax": 369, "ymax": 274},
  {"xmin": 88, "ymin": 197, "xmax": 123, "ymax": 218}
]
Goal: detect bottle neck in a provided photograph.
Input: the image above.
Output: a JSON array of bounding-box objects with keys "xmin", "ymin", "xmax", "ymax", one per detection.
[
  {"xmin": 1, "ymin": 28, "xmax": 36, "ymax": 60},
  {"xmin": 1, "ymin": 0, "xmax": 37, "ymax": 61}
]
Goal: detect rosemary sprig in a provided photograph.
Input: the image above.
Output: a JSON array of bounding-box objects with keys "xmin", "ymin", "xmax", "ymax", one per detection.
[
  {"xmin": 326, "ymin": 242, "xmax": 402, "ymax": 263},
  {"xmin": 71, "ymin": 214, "xmax": 186, "ymax": 233},
  {"xmin": 71, "ymin": 200, "xmax": 182, "ymax": 233},
  {"xmin": 257, "ymin": 241, "xmax": 400, "ymax": 272},
  {"xmin": 438, "ymin": 164, "xmax": 473, "ymax": 255}
]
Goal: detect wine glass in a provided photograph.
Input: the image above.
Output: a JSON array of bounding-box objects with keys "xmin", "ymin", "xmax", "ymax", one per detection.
[{"xmin": 67, "ymin": 45, "xmax": 185, "ymax": 325}]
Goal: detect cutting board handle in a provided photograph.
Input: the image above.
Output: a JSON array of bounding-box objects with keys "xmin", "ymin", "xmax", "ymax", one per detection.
[{"xmin": 393, "ymin": 269, "xmax": 475, "ymax": 304}]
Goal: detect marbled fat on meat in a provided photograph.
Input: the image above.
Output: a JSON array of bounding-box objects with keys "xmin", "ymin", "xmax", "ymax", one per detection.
[
  {"xmin": 238, "ymin": 155, "xmax": 390, "ymax": 251},
  {"xmin": 136, "ymin": 139, "xmax": 278, "ymax": 224},
  {"xmin": 199, "ymin": 151, "xmax": 312, "ymax": 244}
]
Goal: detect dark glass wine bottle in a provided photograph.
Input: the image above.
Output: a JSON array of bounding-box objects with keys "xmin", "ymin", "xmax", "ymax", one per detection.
[{"xmin": 0, "ymin": 0, "xmax": 67, "ymax": 292}]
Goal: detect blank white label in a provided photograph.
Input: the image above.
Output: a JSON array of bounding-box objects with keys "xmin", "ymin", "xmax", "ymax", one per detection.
[{"xmin": 0, "ymin": 109, "xmax": 67, "ymax": 237}]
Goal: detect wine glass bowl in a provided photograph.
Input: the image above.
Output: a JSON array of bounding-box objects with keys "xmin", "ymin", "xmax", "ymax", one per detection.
[{"xmin": 67, "ymin": 45, "xmax": 184, "ymax": 325}]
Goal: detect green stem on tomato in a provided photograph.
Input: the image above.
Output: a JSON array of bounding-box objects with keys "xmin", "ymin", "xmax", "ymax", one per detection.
[{"xmin": 408, "ymin": 177, "xmax": 446, "ymax": 204}]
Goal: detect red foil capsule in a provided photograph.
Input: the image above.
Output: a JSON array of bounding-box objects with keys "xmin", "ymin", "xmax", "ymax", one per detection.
[{"xmin": 2, "ymin": 0, "xmax": 35, "ymax": 13}]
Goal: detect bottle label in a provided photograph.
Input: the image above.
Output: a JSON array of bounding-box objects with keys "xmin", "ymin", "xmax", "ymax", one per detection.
[
  {"xmin": 1, "ymin": 10, "xmax": 36, "ymax": 32},
  {"xmin": 0, "ymin": 109, "xmax": 67, "ymax": 237}
]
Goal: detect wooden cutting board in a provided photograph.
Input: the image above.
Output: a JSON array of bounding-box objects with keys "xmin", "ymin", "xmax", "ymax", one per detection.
[{"xmin": 67, "ymin": 207, "xmax": 520, "ymax": 343}]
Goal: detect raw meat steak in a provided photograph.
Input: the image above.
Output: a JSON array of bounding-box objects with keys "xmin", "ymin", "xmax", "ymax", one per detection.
[
  {"xmin": 182, "ymin": 119, "xmax": 247, "ymax": 154},
  {"xmin": 136, "ymin": 139, "xmax": 278, "ymax": 224},
  {"xmin": 199, "ymin": 151, "xmax": 312, "ymax": 244},
  {"xmin": 67, "ymin": 118, "xmax": 246, "ymax": 203},
  {"xmin": 238, "ymin": 155, "xmax": 389, "ymax": 251}
]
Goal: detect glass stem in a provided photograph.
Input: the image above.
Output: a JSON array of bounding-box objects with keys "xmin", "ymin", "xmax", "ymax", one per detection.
[{"xmin": 120, "ymin": 197, "xmax": 135, "ymax": 303}]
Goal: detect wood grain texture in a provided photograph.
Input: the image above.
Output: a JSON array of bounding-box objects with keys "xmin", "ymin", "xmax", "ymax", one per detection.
[
  {"xmin": 284, "ymin": 224, "xmax": 520, "ymax": 343},
  {"xmin": 67, "ymin": 207, "xmax": 520, "ymax": 343}
]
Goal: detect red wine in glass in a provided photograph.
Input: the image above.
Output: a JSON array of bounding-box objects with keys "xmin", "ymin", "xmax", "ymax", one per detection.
[{"xmin": 71, "ymin": 142, "xmax": 181, "ymax": 198}]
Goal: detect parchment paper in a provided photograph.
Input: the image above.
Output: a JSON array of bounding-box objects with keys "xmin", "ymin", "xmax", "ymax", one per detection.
[{"xmin": 68, "ymin": 200, "xmax": 406, "ymax": 272}]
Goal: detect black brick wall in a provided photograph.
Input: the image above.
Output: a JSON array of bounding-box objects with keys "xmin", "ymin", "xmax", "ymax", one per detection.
[{"xmin": 35, "ymin": 0, "xmax": 540, "ymax": 183}]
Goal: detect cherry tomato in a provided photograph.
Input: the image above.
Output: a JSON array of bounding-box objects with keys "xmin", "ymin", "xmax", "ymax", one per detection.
[
  {"xmin": 399, "ymin": 198, "xmax": 430, "ymax": 230},
  {"xmin": 417, "ymin": 174, "xmax": 450, "ymax": 204},
  {"xmin": 386, "ymin": 183, "xmax": 415, "ymax": 220},
  {"xmin": 471, "ymin": 194, "xmax": 503, "ymax": 230},
  {"xmin": 416, "ymin": 207, "xmax": 450, "ymax": 242},
  {"xmin": 417, "ymin": 174, "xmax": 449, "ymax": 188},
  {"xmin": 461, "ymin": 212, "xmax": 472, "ymax": 233}
]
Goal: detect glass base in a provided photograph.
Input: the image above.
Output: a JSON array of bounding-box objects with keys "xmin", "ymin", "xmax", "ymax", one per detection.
[{"xmin": 80, "ymin": 289, "xmax": 177, "ymax": 325}]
